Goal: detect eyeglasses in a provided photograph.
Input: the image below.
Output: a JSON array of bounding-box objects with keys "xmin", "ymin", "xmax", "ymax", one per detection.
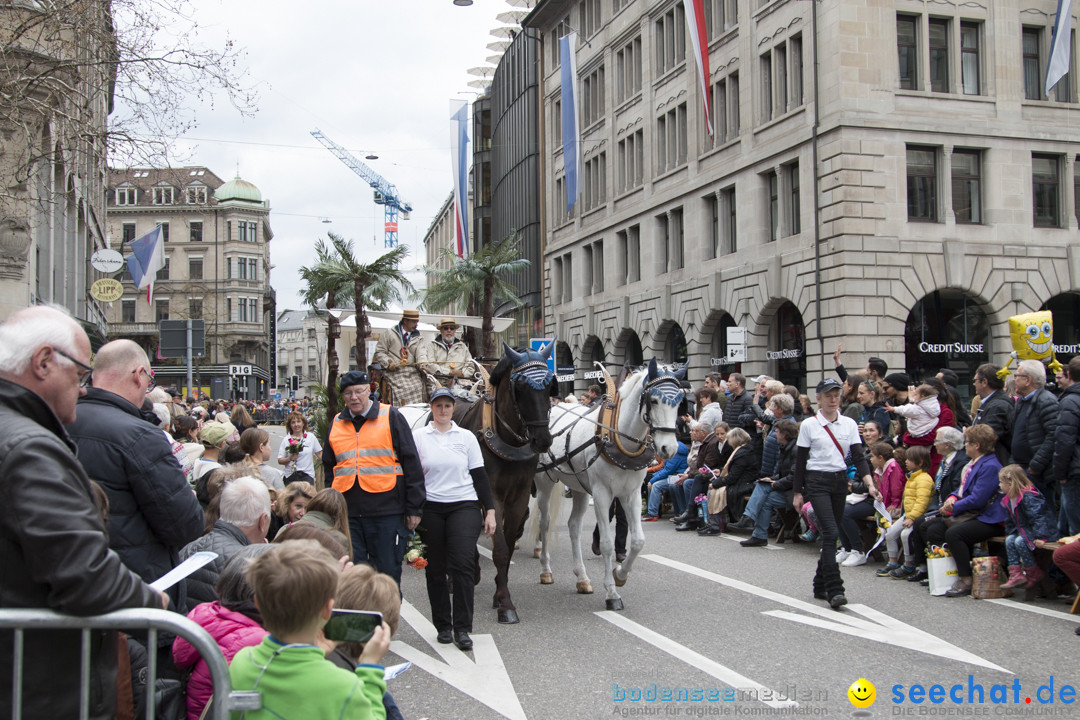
[
  {"xmin": 53, "ymin": 348, "xmax": 93, "ymax": 387},
  {"xmin": 1015, "ymin": 373, "xmax": 1029, "ymax": 379},
  {"xmin": 133, "ymin": 366, "xmax": 155, "ymax": 393}
]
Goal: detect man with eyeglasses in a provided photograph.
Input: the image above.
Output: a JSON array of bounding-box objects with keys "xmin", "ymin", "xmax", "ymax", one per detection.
[
  {"xmin": 322, "ymin": 370, "xmax": 425, "ymax": 588},
  {"xmin": 0, "ymin": 306, "xmax": 168, "ymax": 720},
  {"xmin": 1011, "ymin": 359, "xmax": 1060, "ymax": 514},
  {"xmin": 66, "ymin": 339, "xmax": 204, "ymax": 674}
]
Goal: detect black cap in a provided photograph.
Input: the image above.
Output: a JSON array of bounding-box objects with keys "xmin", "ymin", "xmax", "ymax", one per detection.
[
  {"xmin": 883, "ymin": 373, "xmax": 911, "ymax": 392},
  {"xmin": 339, "ymin": 370, "xmax": 369, "ymax": 392},
  {"xmin": 165, "ymin": 387, "xmax": 181, "ymax": 397},
  {"xmin": 429, "ymin": 388, "xmax": 455, "ymax": 403},
  {"xmin": 816, "ymin": 377, "xmax": 843, "ymax": 393}
]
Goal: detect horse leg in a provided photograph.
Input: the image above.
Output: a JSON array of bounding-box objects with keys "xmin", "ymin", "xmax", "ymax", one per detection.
[
  {"xmin": 590, "ymin": 484, "xmax": 624, "ymax": 611},
  {"xmin": 535, "ymin": 480, "xmax": 555, "ymax": 584},
  {"xmin": 615, "ymin": 481, "xmax": 646, "ymax": 585},
  {"xmin": 493, "ymin": 481, "xmax": 530, "ymax": 624},
  {"xmin": 567, "ymin": 490, "xmax": 593, "ymax": 594}
]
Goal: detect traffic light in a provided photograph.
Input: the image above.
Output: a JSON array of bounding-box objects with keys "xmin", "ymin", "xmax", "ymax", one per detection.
[{"xmin": 291, "ymin": 375, "xmax": 300, "ymax": 392}]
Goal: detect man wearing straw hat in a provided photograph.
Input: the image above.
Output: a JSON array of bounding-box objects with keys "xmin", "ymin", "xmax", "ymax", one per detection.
[
  {"xmin": 373, "ymin": 309, "xmax": 427, "ymax": 406},
  {"xmin": 420, "ymin": 317, "xmax": 475, "ymax": 393}
]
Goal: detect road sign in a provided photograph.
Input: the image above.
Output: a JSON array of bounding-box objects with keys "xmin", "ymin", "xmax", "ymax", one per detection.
[
  {"xmin": 274, "ymin": 393, "xmax": 281, "ymax": 401},
  {"xmin": 159, "ymin": 320, "xmax": 205, "ymax": 358},
  {"xmin": 530, "ymin": 337, "xmax": 555, "ymax": 375},
  {"xmin": 229, "ymin": 364, "xmax": 252, "ymax": 376}
]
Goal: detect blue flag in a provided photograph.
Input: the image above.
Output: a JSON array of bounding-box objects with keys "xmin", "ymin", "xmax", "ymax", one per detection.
[
  {"xmin": 1046, "ymin": 0, "xmax": 1074, "ymax": 93},
  {"xmin": 560, "ymin": 32, "xmax": 581, "ymax": 213},
  {"xmin": 125, "ymin": 225, "xmax": 165, "ymax": 301}
]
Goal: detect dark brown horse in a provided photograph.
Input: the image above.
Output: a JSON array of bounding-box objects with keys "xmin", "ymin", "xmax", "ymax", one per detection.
[{"xmin": 452, "ymin": 342, "xmax": 554, "ymax": 623}]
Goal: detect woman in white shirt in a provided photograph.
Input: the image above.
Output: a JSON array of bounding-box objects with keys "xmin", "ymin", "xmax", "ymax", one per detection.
[
  {"xmin": 276, "ymin": 411, "xmax": 323, "ymax": 485},
  {"xmin": 412, "ymin": 388, "xmax": 496, "ymax": 652}
]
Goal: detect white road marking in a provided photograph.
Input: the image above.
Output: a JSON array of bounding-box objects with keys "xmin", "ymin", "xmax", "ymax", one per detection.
[
  {"xmin": 983, "ymin": 598, "xmax": 1080, "ymax": 622},
  {"xmin": 476, "ymin": 544, "xmax": 513, "ymax": 564},
  {"xmin": 389, "ymin": 600, "xmax": 527, "ymax": 720},
  {"xmin": 595, "ymin": 612, "xmax": 798, "ymax": 709},
  {"xmin": 641, "ymin": 553, "xmax": 1011, "ymax": 674}
]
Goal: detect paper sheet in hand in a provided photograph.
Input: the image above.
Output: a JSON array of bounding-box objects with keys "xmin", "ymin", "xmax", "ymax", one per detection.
[
  {"xmin": 384, "ymin": 662, "xmax": 411, "ymax": 681},
  {"xmin": 150, "ymin": 551, "xmax": 217, "ymax": 592}
]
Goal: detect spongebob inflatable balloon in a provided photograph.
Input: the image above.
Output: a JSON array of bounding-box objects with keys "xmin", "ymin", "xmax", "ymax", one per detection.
[{"xmin": 998, "ymin": 310, "xmax": 1063, "ymax": 380}]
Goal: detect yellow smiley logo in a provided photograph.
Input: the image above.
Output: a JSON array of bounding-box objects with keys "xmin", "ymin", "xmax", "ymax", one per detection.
[{"xmin": 847, "ymin": 678, "xmax": 876, "ymax": 709}]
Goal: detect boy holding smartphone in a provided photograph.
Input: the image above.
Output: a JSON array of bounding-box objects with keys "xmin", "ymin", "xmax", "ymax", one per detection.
[{"xmin": 229, "ymin": 540, "xmax": 391, "ymax": 719}]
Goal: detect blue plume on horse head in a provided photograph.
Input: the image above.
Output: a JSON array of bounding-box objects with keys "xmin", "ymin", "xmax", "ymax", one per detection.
[
  {"xmin": 643, "ymin": 358, "xmax": 684, "ymax": 407},
  {"xmin": 504, "ymin": 337, "xmax": 556, "ymax": 390}
]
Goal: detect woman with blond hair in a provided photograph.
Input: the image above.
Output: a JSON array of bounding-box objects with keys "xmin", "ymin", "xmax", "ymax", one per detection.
[{"xmin": 276, "ymin": 411, "xmax": 322, "ymax": 485}]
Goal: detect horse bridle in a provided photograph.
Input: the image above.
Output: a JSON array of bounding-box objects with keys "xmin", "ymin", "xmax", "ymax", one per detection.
[
  {"xmin": 639, "ymin": 372, "xmax": 683, "ymax": 436},
  {"xmin": 494, "ymin": 357, "xmax": 554, "ymax": 445}
]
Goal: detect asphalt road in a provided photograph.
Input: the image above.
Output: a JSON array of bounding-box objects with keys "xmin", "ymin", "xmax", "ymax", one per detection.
[{"xmin": 262, "ymin": 424, "xmax": 1080, "ymax": 720}]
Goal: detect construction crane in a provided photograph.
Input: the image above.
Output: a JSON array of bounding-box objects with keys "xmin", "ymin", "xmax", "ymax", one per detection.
[{"xmin": 311, "ymin": 129, "xmax": 412, "ymax": 248}]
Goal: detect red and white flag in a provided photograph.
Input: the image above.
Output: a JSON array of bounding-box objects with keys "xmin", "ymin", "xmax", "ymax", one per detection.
[{"xmin": 683, "ymin": 0, "xmax": 713, "ymax": 137}]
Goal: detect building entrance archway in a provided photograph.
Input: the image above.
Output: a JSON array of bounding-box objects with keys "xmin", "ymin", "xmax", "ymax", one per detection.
[
  {"xmin": 768, "ymin": 302, "xmax": 806, "ymax": 389},
  {"xmin": 904, "ymin": 290, "xmax": 990, "ymax": 402},
  {"xmin": 1040, "ymin": 293, "xmax": 1080, "ymax": 366}
]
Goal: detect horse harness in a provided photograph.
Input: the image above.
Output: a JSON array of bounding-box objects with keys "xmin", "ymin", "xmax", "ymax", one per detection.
[{"xmin": 479, "ymin": 356, "xmax": 554, "ymax": 463}]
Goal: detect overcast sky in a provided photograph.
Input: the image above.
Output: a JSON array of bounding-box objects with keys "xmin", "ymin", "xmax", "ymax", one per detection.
[{"xmin": 166, "ymin": 0, "xmax": 524, "ymax": 313}]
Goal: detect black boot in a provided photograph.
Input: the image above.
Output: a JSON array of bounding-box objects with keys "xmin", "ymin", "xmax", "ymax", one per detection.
[{"xmin": 674, "ymin": 506, "xmax": 700, "ymax": 531}]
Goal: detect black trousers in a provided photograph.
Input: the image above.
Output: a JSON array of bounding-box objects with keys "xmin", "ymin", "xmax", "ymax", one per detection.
[
  {"xmin": 804, "ymin": 472, "xmax": 848, "ymax": 599},
  {"xmin": 419, "ymin": 500, "xmax": 483, "ymax": 633},
  {"xmin": 924, "ymin": 516, "xmax": 1002, "ymax": 578},
  {"xmin": 593, "ymin": 499, "xmax": 627, "ymax": 554}
]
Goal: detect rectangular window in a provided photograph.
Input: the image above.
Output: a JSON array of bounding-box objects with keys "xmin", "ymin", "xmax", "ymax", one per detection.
[
  {"xmin": 656, "ymin": 103, "xmax": 687, "ymax": 173},
  {"xmin": 1033, "ymin": 154, "xmax": 1060, "ymax": 227},
  {"xmin": 249, "ymin": 299, "xmax": 259, "ymax": 322},
  {"xmin": 186, "ymin": 186, "xmax": 207, "ymax": 204},
  {"xmin": 582, "ymin": 65, "xmax": 606, "ymax": 127},
  {"xmin": 670, "ymin": 208, "xmax": 684, "ymax": 270},
  {"xmin": 553, "ymin": 98, "xmax": 562, "ymax": 148},
  {"xmin": 152, "ymin": 187, "xmax": 174, "ymax": 205},
  {"xmin": 155, "ymin": 299, "xmax": 169, "ymax": 322},
  {"xmin": 238, "ymin": 297, "xmax": 248, "ymax": 323},
  {"xmin": 626, "ymin": 224, "xmax": 640, "ymax": 283},
  {"xmin": 249, "ymin": 258, "xmax": 259, "ymax": 281},
  {"xmin": 706, "ymin": 194, "xmax": 719, "ymax": 260},
  {"xmin": 308, "ymin": 364, "xmax": 317, "ymax": 380},
  {"xmin": 775, "ymin": 45, "xmax": 788, "ymax": 113},
  {"xmin": 712, "ymin": 77, "xmax": 728, "ymax": 143},
  {"xmin": 157, "ymin": 222, "xmax": 169, "ymax": 243},
  {"xmin": 767, "ymin": 172, "xmax": 779, "ymax": 241},
  {"xmin": 617, "ymin": 129, "xmax": 644, "ymax": 193},
  {"xmin": 156, "ymin": 257, "xmax": 170, "ymax": 281},
  {"xmin": 592, "ymin": 240, "xmax": 604, "ymax": 293},
  {"xmin": 723, "ymin": 186, "xmax": 737, "ymax": 255},
  {"xmin": 791, "ymin": 36, "xmax": 804, "ymax": 107},
  {"xmin": 1023, "ymin": 27, "xmax": 1043, "ymax": 100},
  {"xmin": 582, "ymin": 152, "xmax": 607, "ymax": 211},
  {"xmin": 115, "ymin": 187, "xmax": 137, "ymax": 205},
  {"xmin": 951, "ymin": 149, "xmax": 982, "ymax": 224},
  {"xmin": 552, "ymin": 257, "xmax": 563, "ymax": 302},
  {"xmin": 189, "ymin": 221, "xmax": 203, "ymax": 242},
  {"xmin": 227, "ymin": 257, "xmax": 233, "ymax": 280},
  {"xmin": 761, "ymin": 53, "xmax": 773, "ymax": 120},
  {"xmin": 960, "ymin": 22, "xmax": 981, "ymax": 95},
  {"xmin": 122, "ymin": 300, "xmax": 135, "ymax": 323},
  {"xmin": 655, "ymin": 4, "xmax": 686, "ymax": 76},
  {"xmin": 705, "ymin": 0, "xmax": 737, "ymax": 38},
  {"xmin": 615, "ymin": 36, "xmax": 642, "ymax": 104},
  {"xmin": 907, "ymin": 145, "xmax": 939, "ymax": 222},
  {"xmin": 580, "ymin": 0, "xmax": 601, "ymax": 38},
  {"xmin": 188, "ymin": 257, "xmax": 203, "ymax": 280},
  {"xmin": 227, "ymin": 298, "xmax": 232, "ymax": 321},
  {"xmin": 122, "ymin": 223, "xmax": 136, "ymax": 245},
  {"xmin": 929, "ymin": 18, "xmax": 950, "ymax": 93},
  {"xmin": 1075, "ymin": 157, "xmax": 1080, "ymax": 227},
  {"xmin": 788, "ymin": 162, "xmax": 801, "ymax": 235},
  {"xmin": 562, "ymin": 253, "xmax": 573, "ymax": 303},
  {"xmin": 656, "ymin": 213, "xmax": 670, "ymax": 274},
  {"xmin": 897, "ymin": 15, "xmax": 919, "ymax": 90},
  {"xmin": 729, "ymin": 72, "xmax": 740, "ymax": 136},
  {"xmin": 551, "ymin": 15, "xmax": 571, "ymax": 70},
  {"xmin": 583, "ymin": 245, "xmax": 594, "ymax": 296},
  {"xmin": 189, "ymin": 299, "xmax": 202, "ymax": 318}
]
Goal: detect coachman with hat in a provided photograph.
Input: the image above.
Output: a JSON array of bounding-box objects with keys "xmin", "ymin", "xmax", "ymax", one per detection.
[
  {"xmin": 373, "ymin": 309, "xmax": 427, "ymax": 406},
  {"xmin": 322, "ymin": 370, "xmax": 426, "ymax": 587},
  {"xmin": 420, "ymin": 317, "xmax": 475, "ymax": 391}
]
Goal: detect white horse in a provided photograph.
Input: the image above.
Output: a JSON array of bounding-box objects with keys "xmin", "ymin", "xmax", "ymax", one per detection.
[{"xmin": 534, "ymin": 359, "xmax": 684, "ymax": 610}]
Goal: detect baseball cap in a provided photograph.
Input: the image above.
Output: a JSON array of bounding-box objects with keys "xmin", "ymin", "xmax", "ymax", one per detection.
[
  {"xmin": 200, "ymin": 421, "xmax": 231, "ymax": 447},
  {"xmin": 429, "ymin": 388, "xmax": 455, "ymax": 403},
  {"xmin": 815, "ymin": 377, "xmax": 843, "ymax": 394}
]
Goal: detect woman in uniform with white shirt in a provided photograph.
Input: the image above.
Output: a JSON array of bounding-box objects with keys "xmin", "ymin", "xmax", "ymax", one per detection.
[
  {"xmin": 793, "ymin": 378, "xmax": 876, "ymax": 610},
  {"xmin": 412, "ymin": 388, "xmax": 496, "ymax": 651}
]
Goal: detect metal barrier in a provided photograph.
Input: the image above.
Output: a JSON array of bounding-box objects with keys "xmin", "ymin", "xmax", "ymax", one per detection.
[{"xmin": 0, "ymin": 607, "xmax": 260, "ymax": 720}]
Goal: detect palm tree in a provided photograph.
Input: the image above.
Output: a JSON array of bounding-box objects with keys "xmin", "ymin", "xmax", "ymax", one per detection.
[
  {"xmin": 423, "ymin": 231, "xmax": 530, "ymax": 357},
  {"xmin": 298, "ymin": 238, "xmax": 350, "ymax": 421}
]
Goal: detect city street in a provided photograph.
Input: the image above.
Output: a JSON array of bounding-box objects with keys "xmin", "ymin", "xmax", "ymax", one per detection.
[{"xmin": 260, "ymin": 418, "xmax": 1080, "ymax": 720}]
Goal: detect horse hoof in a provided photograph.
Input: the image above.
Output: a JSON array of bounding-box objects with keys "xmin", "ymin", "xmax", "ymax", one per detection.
[
  {"xmin": 498, "ymin": 609, "xmax": 519, "ymax": 624},
  {"xmin": 540, "ymin": 572, "xmax": 554, "ymax": 584},
  {"xmin": 576, "ymin": 580, "xmax": 594, "ymax": 594},
  {"xmin": 606, "ymin": 598, "xmax": 624, "ymax": 611},
  {"xmin": 613, "ymin": 569, "xmax": 627, "ymax": 588},
  {"xmin": 533, "ymin": 548, "xmax": 541, "ymax": 559}
]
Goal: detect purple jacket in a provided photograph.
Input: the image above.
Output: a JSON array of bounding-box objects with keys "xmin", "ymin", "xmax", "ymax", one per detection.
[
  {"xmin": 172, "ymin": 602, "xmax": 267, "ymax": 720},
  {"xmin": 948, "ymin": 454, "xmax": 1006, "ymax": 525}
]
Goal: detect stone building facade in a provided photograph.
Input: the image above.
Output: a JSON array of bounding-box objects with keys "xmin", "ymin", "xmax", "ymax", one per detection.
[
  {"xmin": 104, "ymin": 168, "xmax": 276, "ymax": 400},
  {"xmin": 525, "ymin": 0, "xmax": 1079, "ymax": 398},
  {"xmin": 275, "ymin": 308, "xmax": 326, "ymax": 400}
]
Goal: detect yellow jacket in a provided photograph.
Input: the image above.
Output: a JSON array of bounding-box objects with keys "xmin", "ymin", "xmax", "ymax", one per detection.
[{"xmin": 902, "ymin": 470, "xmax": 934, "ymax": 519}]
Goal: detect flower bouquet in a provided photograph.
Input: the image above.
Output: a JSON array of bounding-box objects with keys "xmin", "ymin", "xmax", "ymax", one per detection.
[
  {"xmin": 284, "ymin": 436, "xmax": 305, "ymax": 472},
  {"xmin": 925, "ymin": 544, "xmax": 951, "ymax": 559},
  {"xmin": 405, "ymin": 531, "xmax": 428, "ymax": 569}
]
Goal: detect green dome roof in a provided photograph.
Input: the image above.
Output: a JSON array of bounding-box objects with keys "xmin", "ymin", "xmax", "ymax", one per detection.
[{"xmin": 215, "ymin": 175, "xmax": 262, "ymax": 203}]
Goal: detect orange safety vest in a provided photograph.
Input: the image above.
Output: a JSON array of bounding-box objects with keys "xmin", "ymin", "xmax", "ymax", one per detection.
[{"xmin": 329, "ymin": 405, "xmax": 401, "ymax": 493}]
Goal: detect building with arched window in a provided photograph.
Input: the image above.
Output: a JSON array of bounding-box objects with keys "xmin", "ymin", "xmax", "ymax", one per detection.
[{"xmin": 524, "ymin": 0, "xmax": 1079, "ymax": 397}]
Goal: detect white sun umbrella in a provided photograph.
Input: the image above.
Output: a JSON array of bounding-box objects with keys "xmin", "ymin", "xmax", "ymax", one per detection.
[
  {"xmin": 496, "ymin": 10, "xmax": 527, "ymax": 23},
  {"xmin": 468, "ymin": 79, "xmax": 491, "ymax": 90},
  {"xmin": 487, "ymin": 54, "xmax": 504, "ymax": 65},
  {"xmin": 468, "ymin": 66, "xmax": 496, "ymax": 77},
  {"xmin": 487, "ymin": 40, "xmax": 510, "ymax": 52},
  {"xmin": 488, "ymin": 26, "xmax": 517, "ymax": 39},
  {"xmin": 504, "ymin": 0, "xmax": 535, "ymax": 7}
]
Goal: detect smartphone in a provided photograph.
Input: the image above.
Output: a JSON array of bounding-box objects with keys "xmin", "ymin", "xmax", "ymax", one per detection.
[{"xmin": 323, "ymin": 610, "xmax": 383, "ymax": 644}]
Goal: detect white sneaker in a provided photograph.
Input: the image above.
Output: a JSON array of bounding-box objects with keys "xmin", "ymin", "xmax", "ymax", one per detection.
[
  {"xmin": 841, "ymin": 551, "xmax": 868, "ymax": 567},
  {"xmin": 835, "ymin": 548, "xmax": 851, "ymax": 563}
]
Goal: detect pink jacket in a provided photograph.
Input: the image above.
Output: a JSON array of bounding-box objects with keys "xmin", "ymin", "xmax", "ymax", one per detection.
[
  {"xmin": 877, "ymin": 458, "xmax": 907, "ymax": 509},
  {"xmin": 172, "ymin": 602, "xmax": 267, "ymax": 720}
]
